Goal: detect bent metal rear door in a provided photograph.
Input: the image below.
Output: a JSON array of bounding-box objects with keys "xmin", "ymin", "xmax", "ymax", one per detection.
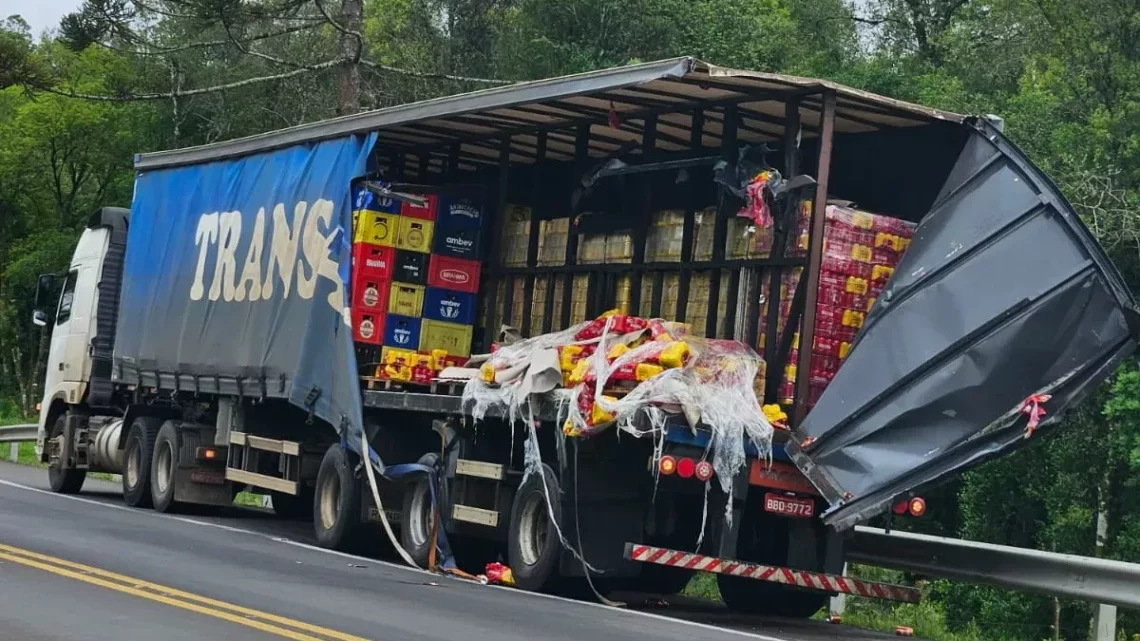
[{"xmin": 786, "ymin": 118, "xmax": 1139, "ymax": 531}]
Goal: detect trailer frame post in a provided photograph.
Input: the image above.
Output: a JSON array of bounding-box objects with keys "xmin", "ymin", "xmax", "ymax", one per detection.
[
  {"xmin": 560, "ymin": 125, "xmax": 591, "ymax": 329},
  {"xmin": 481, "ymin": 137, "xmax": 512, "ymax": 351},
  {"xmin": 675, "ymin": 109, "xmax": 704, "ymax": 323},
  {"xmin": 519, "ymin": 131, "xmax": 547, "ymax": 336},
  {"xmin": 760, "ymin": 98, "xmax": 801, "ymax": 403},
  {"xmin": 793, "ymin": 89, "xmax": 837, "ymax": 426},
  {"xmin": 706, "ymin": 104, "xmax": 738, "ymax": 338},
  {"xmin": 628, "ymin": 115, "xmax": 657, "ymax": 316}
]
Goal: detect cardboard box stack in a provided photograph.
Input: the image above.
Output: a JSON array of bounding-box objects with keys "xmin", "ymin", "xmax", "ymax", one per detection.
[
  {"xmin": 772, "ymin": 205, "xmax": 915, "ymax": 408},
  {"xmin": 350, "ymin": 185, "xmax": 484, "ymax": 384}
]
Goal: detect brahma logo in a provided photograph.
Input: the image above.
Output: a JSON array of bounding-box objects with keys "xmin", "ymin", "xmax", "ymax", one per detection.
[
  {"xmin": 393, "ymin": 327, "xmax": 411, "ymax": 345},
  {"xmin": 448, "ymin": 202, "xmax": 480, "ymax": 220},
  {"xmin": 358, "ymin": 318, "xmax": 375, "ymax": 339},
  {"xmin": 364, "ymin": 257, "xmax": 387, "ymax": 270},
  {"xmin": 440, "ymin": 269, "xmax": 469, "ymax": 285}
]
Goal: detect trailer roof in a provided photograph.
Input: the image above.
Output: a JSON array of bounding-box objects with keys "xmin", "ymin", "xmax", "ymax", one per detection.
[{"xmin": 134, "ymin": 57, "xmax": 965, "ymax": 171}]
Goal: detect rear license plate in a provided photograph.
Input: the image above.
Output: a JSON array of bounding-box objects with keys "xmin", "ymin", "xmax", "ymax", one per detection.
[
  {"xmin": 190, "ymin": 470, "xmax": 225, "ymax": 485},
  {"xmin": 763, "ymin": 493, "xmax": 815, "ymax": 518}
]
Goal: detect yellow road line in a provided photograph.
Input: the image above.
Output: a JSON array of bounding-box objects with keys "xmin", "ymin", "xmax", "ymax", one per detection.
[{"xmin": 0, "ymin": 543, "xmax": 374, "ymax": 641}]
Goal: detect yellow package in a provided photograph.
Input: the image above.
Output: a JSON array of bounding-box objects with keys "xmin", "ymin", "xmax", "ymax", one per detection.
[
  {"xmin": 851, "ymin": 211, "xmax": 875, "ymax": 229},
  {"xmin": 560, "ymin": 345, "xmax": 584, "ymax": 371},
  {"xmin": 607, "ymin": 343, "xmax": 630, "ymax": 360},
  {"xmin": 591, "ymin": 397, "xmax": 616, "ymax": 426},
  {"xmin": 481, "ymin": 363, "xmax": 496, "ymax": 383},
  {"xmin": 872, "ymin": 265, "xmax": 895, "ymax": 282},
  {"xmin": 846, "ymin": 277, "xmax": 868, "ymax": 295},
  {"xmin": 659, "ymin": 341, "xmax": 691, "ymax": 369},
  {"xmin": 635, "ymin": 363, "xmax": 664, "ymax": 381},
  {"xmin": 850, "ymin": 244, "xmax": 872, "ymax": 263},
  {"xmin": 842, "ymin": 309, "xmax": 865, "ymax": 328},
  {"xmin": 569, "ymin": 359, "xmax": 591, "ymax": 385},
  {"xmin": 839, "ymin": 342, "xmax": 852, "ymax": 359}
]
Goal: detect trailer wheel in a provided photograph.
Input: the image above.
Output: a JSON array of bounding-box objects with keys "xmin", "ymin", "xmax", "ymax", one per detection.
[
  {"xmin": 47, "ymin": 413, "xmax": 86, "ymax": 494},
  {"xmin": 717, "ymin": 505, "xmax": 829, "ymax": 618},
  {"xmin": 314, "ymin": 444, "xmax": 364, "ymax": 551},
  {"xmin": 401, "ymin": 453, "xmax": 443, "ymax": 566},
  {"xmin": 507, "ymin": 464, "xmax": 561, "ymax": 592},
  {"xmin": 150, "ymin": 421, "xmax": 182, "ymax": 513},
  {"xmin": 122, "ymin": 417, "xmax": 162, "ymax": 508}
]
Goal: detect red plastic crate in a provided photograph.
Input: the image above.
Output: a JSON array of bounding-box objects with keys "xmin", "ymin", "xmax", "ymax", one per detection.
[
  {"xmin": 400, "ymin": 194, "xmax": 438, "ymax": 220},
  {"xmin": 352, "ymin": 309, "xmax": 385, "ymax": 345},
  {"xmin": 427, "ymin": 254, "xmax": 481, "ymax": 294},
  {"xmin": 352, "ymin": 277, "xmax": 390, "ymax": 312},
  {"xmin": 353, "ymin": 242, "xmax": 394, "ymax": 281}
]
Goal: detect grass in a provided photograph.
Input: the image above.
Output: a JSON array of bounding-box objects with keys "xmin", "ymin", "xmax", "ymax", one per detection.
[
  {"xmin": 681, "ymin": 565, "xmax": 1014, "ymax": 641},
  {"xmin": 682, "ymin": 572, "xmax": 722, "ymax": 601}
]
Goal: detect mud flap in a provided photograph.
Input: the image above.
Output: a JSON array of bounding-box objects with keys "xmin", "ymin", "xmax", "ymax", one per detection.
[{"xmin": 787, "ymin": 118, "xmax": 1138, "ymax": 531}]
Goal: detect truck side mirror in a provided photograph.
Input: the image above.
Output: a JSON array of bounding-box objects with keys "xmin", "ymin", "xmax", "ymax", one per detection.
[{"xmin": 33, "ymin": 273, "xmax": 56, "ymax": 327}]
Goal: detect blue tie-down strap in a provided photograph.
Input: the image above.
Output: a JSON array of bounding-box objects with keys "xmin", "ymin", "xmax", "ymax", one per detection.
[{"xmin": 376, "ymin": 459, "xmax": 457, "ymax": 571}]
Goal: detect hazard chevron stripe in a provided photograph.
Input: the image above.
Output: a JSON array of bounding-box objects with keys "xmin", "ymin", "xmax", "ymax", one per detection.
[{"xmin": 624, "ymin": 542, "xmax": 921, "ymax": 604}]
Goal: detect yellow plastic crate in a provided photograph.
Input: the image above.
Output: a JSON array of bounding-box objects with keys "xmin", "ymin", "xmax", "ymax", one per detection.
[
  {"xmin": 388, "ymin": 282, "xmax": 425, "ymax": 317},
  {"xmin": 396, "ymin": 217, "xmax": 434, "ymax": 253},
  {"xmin": 419, "ymin": 319, "xmax": 474, "ymax": 358},
  {"xmin": 354, "ymin": 210, "xmax": 398, "ymax": 246}
]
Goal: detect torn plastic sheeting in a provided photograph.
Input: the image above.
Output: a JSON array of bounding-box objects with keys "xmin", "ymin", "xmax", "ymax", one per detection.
[{"xmin": 464, "ymin": 312, "xmax": 774, "ymax": 524}]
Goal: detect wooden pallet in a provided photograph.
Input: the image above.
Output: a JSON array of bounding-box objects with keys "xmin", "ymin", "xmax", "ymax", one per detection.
[{"xmin": 360, "ymin": 376, "xmax": 466, "ymax": 396}]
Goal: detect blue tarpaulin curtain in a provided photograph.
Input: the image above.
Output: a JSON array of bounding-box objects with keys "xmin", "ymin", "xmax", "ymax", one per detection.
[{"xmin": 115, "ymin": 133, "xmax": 378, "ymax": 450}]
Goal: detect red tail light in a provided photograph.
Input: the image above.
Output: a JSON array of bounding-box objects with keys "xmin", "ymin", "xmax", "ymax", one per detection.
[
  {"xmin": 659, "ymin": 456, "xmax": 677, "ymax": 475},
  {"xmin": 676, "ymin": 457, "xmax": 695, "ymax": 479},
  {"xmin": 892, "ymin": 500, "xmax": 908, "ymax": 515},
  {"xmin": 694, "ymin": 461, "xmax": 713, "ymax": 481}
]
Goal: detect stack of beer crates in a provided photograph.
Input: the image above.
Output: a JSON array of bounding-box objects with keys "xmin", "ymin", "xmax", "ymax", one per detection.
[
  {"xmin": 349, "ymin": 184, "xmax": 484, "ymax": 384},
  {"xmin": 772, "ymin": 205, "xmax": 915, "ymax": 408}
]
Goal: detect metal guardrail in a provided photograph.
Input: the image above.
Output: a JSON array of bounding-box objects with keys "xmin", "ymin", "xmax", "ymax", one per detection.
[
  {"xmin": 0, "ymin": 424, "xmax": 36, "ymax": 443},
  {"xmin": 850, "ymin": 526, "xmax": 1140, "ymax": 610}
]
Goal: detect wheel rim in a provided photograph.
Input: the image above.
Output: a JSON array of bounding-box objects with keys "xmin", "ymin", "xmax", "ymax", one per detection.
[
  {"xmin": 126, "ymin": 440, "xmax": 140, "ymax": 488},
  {"xmin": 155, "ymin": 440, "xmax": 173, "ymax": 494},
  {"xmin": 408, "ymin": 478, "xmax": 432, "ymax": 547},
  {"xmin": 319, "ymin": 473, "xmax": 341, "ymax": 531},
  {"xmin": 518, "ymin": 491, "xmax": 549, "ymax": 567}
]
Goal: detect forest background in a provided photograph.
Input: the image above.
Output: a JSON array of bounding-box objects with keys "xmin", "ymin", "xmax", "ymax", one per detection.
[{"xmin": 2, "ymin": 1, "xmax": 1140, "ymax": 639}]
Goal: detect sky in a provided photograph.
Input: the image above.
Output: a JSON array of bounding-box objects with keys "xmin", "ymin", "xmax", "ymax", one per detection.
[{"xmin": 6, "ymin": 0, "xmax": 81, "ymax": 38}]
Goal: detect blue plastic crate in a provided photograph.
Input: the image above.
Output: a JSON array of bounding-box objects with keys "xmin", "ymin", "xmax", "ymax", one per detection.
[
  {"xmin": 422, "ymin": 287, "xmax": 477, "ymax": 325},
  {"xmin": 383, "ymin": 314, "xmax": 422, "ymax": 350}
]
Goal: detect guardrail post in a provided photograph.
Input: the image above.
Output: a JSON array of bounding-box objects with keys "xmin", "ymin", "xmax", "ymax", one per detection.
[
  {"xmin": 8, "ymin": 442, "xmax": 17, "ymax": 462},
  {"xmin": 830, "ymin": 562, "xmax": 848, "ymax": 615},
  {"xmin": 1093, "ymin": 604, "xmax": 1116, "ymax": 641}
]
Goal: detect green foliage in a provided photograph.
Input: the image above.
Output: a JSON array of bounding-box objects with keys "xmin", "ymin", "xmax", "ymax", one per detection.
[{"xmin": 3, "ymin": 3, "xmax": 1140, "ymax": 640}]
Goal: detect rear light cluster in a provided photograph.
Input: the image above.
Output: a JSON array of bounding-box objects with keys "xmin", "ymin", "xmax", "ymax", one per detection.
[
  {"xmin": 659, "ymin": 456, "xmax": 714, "ymax": 482},
  {"xmin": 891, "ymin": 496, "xmax": 926, "ymax": 517}
]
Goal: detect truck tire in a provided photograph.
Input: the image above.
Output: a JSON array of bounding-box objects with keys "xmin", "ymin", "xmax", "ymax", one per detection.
[
  {"xmin": 507, "ymin": 464, "xmax": 562, "ymax": 592},
  {"xmin": 271, "ymin": 487, "xmax": 315, "ymax": 521},
  {"xmin": 400, "ymin": 453, "xmax": 444, "ymax": 566},
  {"xmin": 47, "ymin": 413, "xmax": 86, "ymax": 494},
  {"xmin": 150, "ymin": 420, "xmax": 182, "ymax": 513},
  {"xmin": 122, "ymin": 417, "xmax": 162, "ymax": 508},
  {"xmin": 314, "ymin": 444, "xmax": 364, "ymax": 551},
  {"xmin": 717, "ymin": 506, "xmax": 829, "ymax": 618}
]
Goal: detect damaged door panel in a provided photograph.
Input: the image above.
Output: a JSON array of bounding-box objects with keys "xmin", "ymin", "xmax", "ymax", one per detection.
[{"xmin": 786, "ymin": 118, "xmax": 1139, "ymax": 531}]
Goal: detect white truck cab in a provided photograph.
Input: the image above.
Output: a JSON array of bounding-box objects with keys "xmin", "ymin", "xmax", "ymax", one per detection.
[{"xmin": 33, "ymin": 209, "xmax": 127, "ymax": 462}]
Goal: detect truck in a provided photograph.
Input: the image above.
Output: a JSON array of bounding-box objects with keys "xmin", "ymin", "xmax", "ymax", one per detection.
[{"xmin": 31, "ymin": 57, "xmax": 1137, "ymax": 617}]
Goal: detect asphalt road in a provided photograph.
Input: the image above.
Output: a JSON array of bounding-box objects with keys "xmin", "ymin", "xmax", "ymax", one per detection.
[{"xmin": 0, "ymin": 461, "xmax": 895, "ymax": 641}]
